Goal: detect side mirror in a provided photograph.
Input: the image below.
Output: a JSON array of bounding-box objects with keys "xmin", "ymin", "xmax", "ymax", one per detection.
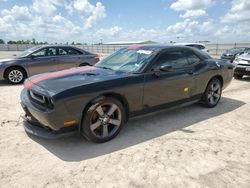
[{"xmin": 160, "ymin": 64, "xmax": 173, "ymax": 72}]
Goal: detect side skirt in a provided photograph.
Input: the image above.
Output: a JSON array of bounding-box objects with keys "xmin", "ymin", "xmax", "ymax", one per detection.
[{"xmin": 129, "ymin": 94, "xmax": 202, "ymax": 118}]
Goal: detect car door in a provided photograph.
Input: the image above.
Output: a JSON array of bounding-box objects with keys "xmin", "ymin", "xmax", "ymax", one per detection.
[
  {"xmin": 143, "ymin": 49, "xmax": 196, "ymax": 108},
  {"xmin": 26, "ymin": 47, "xmax": 57, "ymax": 76},
  {"xmin": 56, "ymin": 47, "xmax": 83, "ymax": 70}
]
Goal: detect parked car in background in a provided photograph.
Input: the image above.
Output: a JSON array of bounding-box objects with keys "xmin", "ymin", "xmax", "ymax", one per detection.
[
  {"xmin": 21, "ymin": 45, "xmax": 234, "ymax": 142},
  {"xmin": 221, "ymin": 47, "xmax": 250, "ymax": 62},
  {"xmin": 173, "ymin": 43, "xmax": 210, "ymax": 54},
  {"xmin": 0, "ymin": 45, "xmax": 99, "ymax": 84},
  {"xmin": 233, "ymin": 49, "xmax": 250, "ymax": 79}
]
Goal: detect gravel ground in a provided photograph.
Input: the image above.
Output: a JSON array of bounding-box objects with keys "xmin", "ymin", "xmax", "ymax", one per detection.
[{"xmin": 0, "ymin": 52, "xmax": 250, "ymax": 188}]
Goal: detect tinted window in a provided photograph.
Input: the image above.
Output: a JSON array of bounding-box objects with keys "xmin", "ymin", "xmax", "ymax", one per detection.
[
  {"xmin": 187, "ymin": 44, "xmax": 205, "ymax": 50},
  {"xmin": 185, "ymin": 51, "xmax": 201, "ymax": 64},
  {"xmin": 152, "ymin": 51, "xmax": 189, "ymax": 70},
  {"xmin": 57, "ymin": 47, "xmax": 82, "ymax": 56},
  {"xmin": 31, "ymin": 47, "xmax": 56, "ymax": 57}
]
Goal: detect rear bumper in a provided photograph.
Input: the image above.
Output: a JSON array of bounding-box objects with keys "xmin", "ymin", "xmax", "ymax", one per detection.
[{"xmin": 23, "ymin": 118, "xmax": 78, "ymax": 139}]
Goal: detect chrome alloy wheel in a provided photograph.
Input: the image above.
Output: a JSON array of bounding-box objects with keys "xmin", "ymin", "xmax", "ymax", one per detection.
[
  {"xmin": 207, "ymin": 81, "xmax": 221, "ymax": 105},
  {"xmin": 90, "ymin": 103, "xmax": 122, "ymax": 139},
  {"xmin": 8, "ymin": 70, "xmax": 24, "ymax": 83}
]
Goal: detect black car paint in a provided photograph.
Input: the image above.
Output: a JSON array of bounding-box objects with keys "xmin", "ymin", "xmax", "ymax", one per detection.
[{"xmin": 21, "ymin": 45, "xmax": 234, "ymax": 138}]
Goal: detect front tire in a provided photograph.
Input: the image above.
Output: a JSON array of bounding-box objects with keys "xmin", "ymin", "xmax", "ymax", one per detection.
[
  {"xmin": 5, "ymin": 67, "xmax": 26, "ymax": 84},
  {"xmin": 201, "ymin": 78, "xmax": 222, "ymax": 108},
  {"xmin": 81, "ymin": 97, "xmax": 126, "ymax": 143}
]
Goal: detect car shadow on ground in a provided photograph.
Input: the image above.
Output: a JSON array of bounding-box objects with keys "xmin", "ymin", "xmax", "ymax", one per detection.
[
  {"xmin": 28, "ymin": 97, "xmax": 245, "ymax": 162},
  {"xmin": 240, "ymin": 76, "xmax": 250, "ymax": 82},
  {"xmin": 0, "ymin": 80, "xmax": 22, "ymax": 87}
]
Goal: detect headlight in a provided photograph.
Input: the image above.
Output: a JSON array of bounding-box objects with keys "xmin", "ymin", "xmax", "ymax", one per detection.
[
  {"xmin": 233, "ymin": 58, "xmax": 240, "ymax": 64},
  {"xmin": 29, "ymin": 90, "xmax": 54, "ymax": 109}
]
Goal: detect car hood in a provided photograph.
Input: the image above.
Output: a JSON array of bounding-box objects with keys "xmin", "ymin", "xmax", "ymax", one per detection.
[
  {"xmin": 24, "ymin": 66, "xmax": 127, "ymax": 94},
  {"xmin": 238, "ymin": 53, "xmax": 250, "ymax": 61}
]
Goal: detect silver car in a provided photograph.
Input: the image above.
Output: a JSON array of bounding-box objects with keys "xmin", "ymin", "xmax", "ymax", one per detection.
[
  {"xmin": 0, "ymin": 45, "xmax": 99, "ymax": 84},
  {"xmin": 233, "ymin": 49, "xmax": 250, "ymax": 79}
]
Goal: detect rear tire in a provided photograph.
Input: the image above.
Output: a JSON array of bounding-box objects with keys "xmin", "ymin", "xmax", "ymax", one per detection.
[
  {"xmin": 5, "ymin": 67, "xmax": 26, "ymax": 84},
  {"xmin": 81, "ymin": 97, "xmax": 126, "ymax": 143},
  {"xmin": 201, "ymin": 78, "xmax": 222, "ymax": 108}
]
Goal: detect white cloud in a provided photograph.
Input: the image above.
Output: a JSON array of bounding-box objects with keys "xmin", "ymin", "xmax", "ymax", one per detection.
[
  {"xmin": 180, "ymin": 9, "xmax": 206, "ymax": 18},
  {"xmin": 2, "ymin": 5, "xmax": 32, "ymax": 21},
  {"xmin": 32, "ymin": 0, "xmax": 57, "ymax": 16},
  {"xmin": 166, "ymin": 19, "xmax": 216, "ymax": 39},
  {"xmin": 221, "ymin": 0, "xmax": 250, "ymax": 22},
  {"xmin": 170, "ymin": 0, "xmax": 213, "ymax": 18},
  {"xmin": 96, "ymin": 26, "xmax": 122, "ymax": 37},
  {"xmin": 73, "ymin": 0, "xmax": 106, "ymax": 29},
  {"xmin": 0, "ymin": 0, "xmax": 107, "ymax": 42},
  {"xmin": 170, "ymin": 0, "xmax": 213, "ymax": 11}
]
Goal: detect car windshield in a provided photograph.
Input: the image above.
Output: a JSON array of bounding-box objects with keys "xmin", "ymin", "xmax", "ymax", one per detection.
[
  {"xmin": 95, "ymin": 47, "xmax": 156, "ymax": 72},
  {"xmin": 227, "ymin": 47, "xmax": 245, "ymax": 54},
  {"xmin": 17, "ymin": 46, "xmax": 42, "ymax": 57},
  {"xmin": 244, "ymin": 49, "xmax": 250, "ymax": 54}
]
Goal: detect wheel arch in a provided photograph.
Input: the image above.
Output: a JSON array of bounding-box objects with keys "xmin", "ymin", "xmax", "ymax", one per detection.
[
  {"xmin": 81, "ymin": 92, "xmax": 130, "ymax": 128},
  {"xmin": 207, "ymin": 75, "xmax": 224, "ymax": 88},
  {"xmin": 3, "ymin": 65, "xmax": 28, "ymax": 79}
]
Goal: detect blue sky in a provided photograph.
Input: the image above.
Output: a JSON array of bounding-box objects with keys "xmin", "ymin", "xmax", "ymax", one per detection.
[{"xmin": 0, "ymin": 0, "xmax": 249, "ymax": 43}]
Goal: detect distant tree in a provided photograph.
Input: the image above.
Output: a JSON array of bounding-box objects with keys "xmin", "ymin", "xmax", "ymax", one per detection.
[
  {"xmin": 76, "ymin": 42, "xmax": 82, "ymax": 45},
  {"xmin": 7, "ymin": 40, "xmax": 16, "ymax": 44},
  {"xmin": 71, "ymin": 41, "xmax": 75, "ymax": 45},
  {"xmin": 32, "ymin": 38, "xmax": 36, "ymax": 45},
  {"xmin": 0, "ymin": 39, "xmax": 5, "ymax": 44}
]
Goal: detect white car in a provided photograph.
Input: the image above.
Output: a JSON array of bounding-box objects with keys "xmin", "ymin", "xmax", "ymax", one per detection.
[
  {"xmin": 173, "ymin": 43, "xmax": 210, "ymax": 54},
  {"xmin": 233, "ymin": 50, "xmax": 250, "ymax": 79}
]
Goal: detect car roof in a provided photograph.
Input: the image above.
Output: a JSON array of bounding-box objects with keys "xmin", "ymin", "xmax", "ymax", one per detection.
[
  {"xmin": 173, "ymin": 43, "xmax": 205, "ymax": 46},
  {"xmin": 35, "ymin": 45, "xmax": 81, "ymax": 48},
  {"xmin": 126, "ymin": 44, "xmax": 192, "ymax": 51}
]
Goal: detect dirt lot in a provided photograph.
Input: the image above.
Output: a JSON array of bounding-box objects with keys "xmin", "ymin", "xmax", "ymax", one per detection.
[{"xmin": 0, "ymin": 52, "xmax": 250, "ymax": 188}]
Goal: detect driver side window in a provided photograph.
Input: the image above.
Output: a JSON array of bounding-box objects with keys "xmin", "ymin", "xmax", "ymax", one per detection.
[
  {"xmin": 152, "ymin": 51, "xmax": 189, "ymax": 70},
  {"xmin": 31, "ymin": 47, "xmax": 56, "ymax": 57}
]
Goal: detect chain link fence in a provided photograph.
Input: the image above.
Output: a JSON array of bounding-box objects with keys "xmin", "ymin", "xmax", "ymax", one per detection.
[{"xmin": 1, "ymin": 43, "xmax": 250, "ymax": 56}]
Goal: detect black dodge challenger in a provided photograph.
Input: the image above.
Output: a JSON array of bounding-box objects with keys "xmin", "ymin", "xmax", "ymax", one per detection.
[{"xmin": 21, "ymin": 45, "xmax": 234, "ymax": 142}]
